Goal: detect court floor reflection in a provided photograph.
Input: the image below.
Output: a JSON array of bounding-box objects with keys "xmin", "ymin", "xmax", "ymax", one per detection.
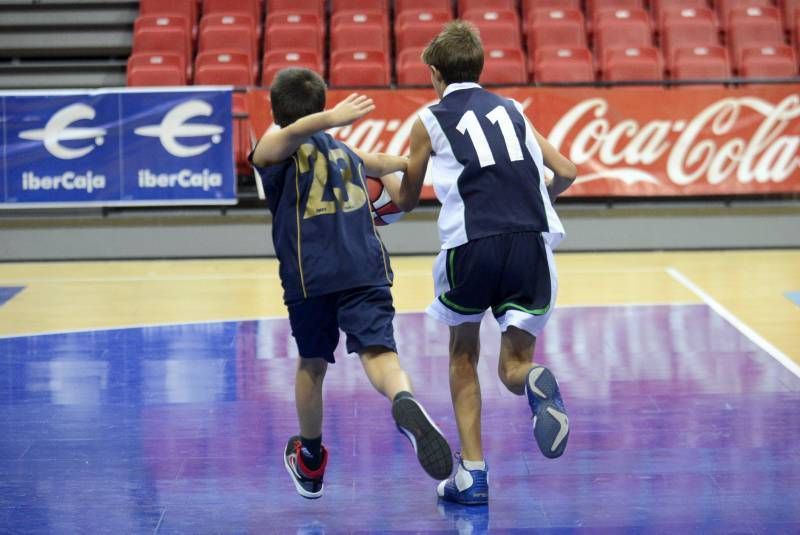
[{"xmin": 0, "ymin": 305, "xmax": 798, "ymax": 533}]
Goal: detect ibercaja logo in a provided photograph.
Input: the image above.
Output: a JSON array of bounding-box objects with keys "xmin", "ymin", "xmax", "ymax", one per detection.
[
  {"xmin": 121, "ymin": 90, "xmax": 235, "ymax": 201},
  {"xmin": 6, "ymin": 94, "xmax": 120, "ymax": 203}
]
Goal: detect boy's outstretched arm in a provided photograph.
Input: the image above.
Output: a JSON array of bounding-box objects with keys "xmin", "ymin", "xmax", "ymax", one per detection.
[
  {"xmin": 533, "ymin": 127, "xmax": 577, "ymax": 201},
  {"xmin": 250, "ymin": 93, "xmax": 375, "ymax": 167},
  {"xmin": 393, "ymin": 118, "xmax": 432, "ymax": 212}
]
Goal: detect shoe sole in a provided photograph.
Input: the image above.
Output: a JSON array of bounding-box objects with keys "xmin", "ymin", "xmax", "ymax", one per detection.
[
  {"xmin": 438, "ymin": 495, "xmax": 488, "ymax": 506},
  {"xmin": 528, "ymin": 367, "xmax": 570, "ymax": 459},
  {"xmin": 283, "ymin": 449, "xmax": 323, "ymax": 499},
  {"xmin": 393, "ymin": 398, "xmax": 453, "ymax": 480}
]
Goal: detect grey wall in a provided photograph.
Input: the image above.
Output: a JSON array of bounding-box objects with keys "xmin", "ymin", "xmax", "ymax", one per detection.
[{"xmin": 2, "ymin": 201, "xmax": 799, "ymax": 261}]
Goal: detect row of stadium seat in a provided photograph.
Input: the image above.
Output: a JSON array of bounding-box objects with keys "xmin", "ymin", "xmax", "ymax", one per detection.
[{"xmin": 128, "ymin": 0, "xmax": 800, "ymax": 87}]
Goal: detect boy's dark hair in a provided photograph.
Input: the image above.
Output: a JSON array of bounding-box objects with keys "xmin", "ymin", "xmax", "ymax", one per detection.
[
  {"xmin": 270, "ymin": 68, "xmax": 327, "ymax": 127},
  {"xmin": 422, "ymin": 21, "xmax": 484, "ymax": 85}
]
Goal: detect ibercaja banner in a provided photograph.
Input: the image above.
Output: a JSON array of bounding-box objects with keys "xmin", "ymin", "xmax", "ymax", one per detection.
[
  {"xmin": 1, "ymin": 88, "xmax": 236, "ymax": 208},
  {"xmin": 245, "ymin": 84, "xmax": 800, "ymax": 198}
]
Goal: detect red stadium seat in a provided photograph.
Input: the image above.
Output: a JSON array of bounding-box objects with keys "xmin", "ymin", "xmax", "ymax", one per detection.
[
  {"xmin": 782, "ymin": 0, "xmax": 800, "ymax": 34},
  {"xmin": 522, "ymin": 0, "xmax": 581, "ymax": 22},
  {"xmin": 332, "ymin": 0, "xmax": 389, "ymax": 12},
  {"xmin": 461, "ymin": 9, "xmax": 522, "ymax": 49},
  {"xmin": 715, "ymin": 0, "xmax": 772, "ymax": 29},
  {"xmin": 202, "ymin": 0, "xmax": 261, "ymax": 24},
  {"xmin": 331, "ymin": 10, "xmax": 388, "ymax": 31},
  {"xmin": 481, "ymin": 48, "xmax": 527, "ymax": 85},
  {"xmin": 266, "ymin": 23, "xmax": 324, "ymax": 55},
  {"xmin": 331, "ymin": 11, "xmax": 390, "ymax": 51},
  {"xmin": 330, "ymin": 51, "xmax": 391, "ymax": 86},
  {"xmin": 127, "ymin": 53, "xmax": 187, "ymax": 86},
  {"xmin": 397, "ymin": 47, "xmax": 430, "ymax": 85},
  {"xmin": 524, "ymin": 9, "xmax": 586, "ymax": 58},
  {"xmin": 395, "ymin": 10, "xmax": 452, "ymax": 52},
  {"xmin": 198, "ymin": 24, "xmax": 258, "ymax": 79},
  {"xmin": 395, "ymin": 0, "xmax": 452, "ymax": 16},
  {"xmin": 261, "ymin": 50, "xmax": 324, "ymax": 85},
  {"xmin": 532, "ymin": 46, "xmax": 595, "ymax": 82},
  {"xmin": 133, "ymin": 26, "xmax": 192, "ymax": 71},
  {"xmin": 458, "ymin": 0, "xmax": 515, "ymax": 16},
  {"xmin": 266, "ymin": 12, "xmax": 323, "ymax": 32},
  {"xmin": 587, "ymin": 0, "xmax": 643, "ymax": 26},
  {"xmin": 602, "ymin": 46, "xmax": 663, "ymax": 81},
  {"xmin": 140, "ymin": 0, "xmax": 197, "ymax": 36},
  {"xmin": 661, "ymin": 7, "xmax": 719, "ymax": 66},
  {"xmin": 134, "ymin": 15, "xmax": 193, "ymax": 56},
  {"xmin": 331, "ymin": 23, "xmax": 390, "ymax": 54},
  {"xmin": 267, "ymin": 0, "xmax": 324, "ymax": 17},
  {"xmin": 593, "ymin": 8, "xmax": 653, "ymax": 62},
  {"xmin": 200, "ymin": 14, "xmax": 258, "ymax": 58},
  {"xmin": 728, "ymin": 6, "xmax": 785, "ymax": 69},
  {"xmin": 670, "ymin": 45, "xmax": 731, "ymax": 79},
  {"xmin": 651, "ymin": 0, "xmax": 711, "ymax": 32},
  {"xmin": 195, "ymin": 51, "xmax": 254, "ymax": 85},
  {"xmin": 739, "ymin": 44, "xmax": 798, "ymax": 77}
]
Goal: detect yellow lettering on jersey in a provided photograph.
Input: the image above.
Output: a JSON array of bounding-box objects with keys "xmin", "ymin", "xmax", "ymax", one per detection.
[{"xmin": 297, "ymin": 143, "xmax": 367, "ymax": 220}]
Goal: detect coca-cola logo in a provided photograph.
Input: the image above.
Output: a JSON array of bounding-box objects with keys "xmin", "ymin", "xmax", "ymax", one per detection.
[{"xmin": 548, "ymin": 95, "xmax": 800, "ymax": 187}]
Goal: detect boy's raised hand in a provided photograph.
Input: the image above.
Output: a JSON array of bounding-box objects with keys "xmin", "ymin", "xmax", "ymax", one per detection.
[{"xmin": 328, "ymin": 93, "xmax": 375, "ymax": 127}]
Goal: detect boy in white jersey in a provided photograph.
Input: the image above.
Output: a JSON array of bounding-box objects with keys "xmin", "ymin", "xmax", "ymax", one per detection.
[{"xmin": 386, "ymin": 21, "xmax": 578, "ymax": 505}]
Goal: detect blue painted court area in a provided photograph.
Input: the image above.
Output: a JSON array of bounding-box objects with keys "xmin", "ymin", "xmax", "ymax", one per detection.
[
  {"xmin": 0, "ymin": 286, "xmax": 24, "ymax": 306},
  {"xmin": 0, "ymin": 305, "xmax": 798, "ymax": 533},
  {"xmin": 785, "ymin": 291, "xmax": 800, "ymax": 308}
]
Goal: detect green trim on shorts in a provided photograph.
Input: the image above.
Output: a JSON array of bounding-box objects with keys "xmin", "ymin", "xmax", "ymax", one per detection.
[
  {"xmin": 447, "ymin": 248, "xmax": 456, "ymax": 288},
  {"xmin": 438, "ymin": 294, "xmax": 484, "ymax": 314},
  {"xmin": 493, "ymin": 301, "xmax": 550, "ymax": 316}
]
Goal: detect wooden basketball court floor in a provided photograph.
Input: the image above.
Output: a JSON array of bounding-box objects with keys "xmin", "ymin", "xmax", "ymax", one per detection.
[{"xmin": 0, "ymin": 250, "xmax": 798, "ymax": 533}]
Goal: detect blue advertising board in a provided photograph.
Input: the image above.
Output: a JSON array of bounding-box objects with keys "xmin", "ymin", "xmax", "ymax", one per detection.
[{"xmin": 1, "ymin": 88, "xmax": 236, "ymax": 208}]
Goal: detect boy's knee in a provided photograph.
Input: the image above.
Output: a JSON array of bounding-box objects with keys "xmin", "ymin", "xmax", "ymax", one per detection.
[{"xmin": 298, "ymin": 357, "xmax": 328, "ymax": 379}]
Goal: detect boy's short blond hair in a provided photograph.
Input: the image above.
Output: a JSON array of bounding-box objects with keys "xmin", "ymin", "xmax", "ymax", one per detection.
[{"xmin": 422, "ymin": 21, "xmax": 484, "ymax": 85}]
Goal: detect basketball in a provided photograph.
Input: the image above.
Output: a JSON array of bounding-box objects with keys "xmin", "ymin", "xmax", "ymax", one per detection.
[{"xmin": 366, "ymin": 175, "xmax": 405, "ymax": 226}]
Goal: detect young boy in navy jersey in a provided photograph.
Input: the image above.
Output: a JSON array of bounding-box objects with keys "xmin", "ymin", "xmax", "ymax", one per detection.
[
  {"xmin": 249, "ymin": 68, "xmax": 452, "ymax": 499},
  {"xmin": 386, "ymin": 21, "xmax": 578, "ymax": 505}
]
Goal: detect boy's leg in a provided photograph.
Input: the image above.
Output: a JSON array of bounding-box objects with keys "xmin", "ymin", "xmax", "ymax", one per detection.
[
  {"xmin": 295, "ymin": 357, "xmax": 328, "ymax": 442},
  {"xmin": 497, "ymin": 325, "xmax": 536, "ymax": 395},
  {"xmin": 284, "ymin": 295, "xmax": 338, "ymax": 499},
  {"xmin": 359, "ymin": 347, "xmax": 411, "ymax": 401},
  {"xmin": 448, "ymin": 322, "xmax": 483, "ymax": 462},
  {"xmin": 358, "ymin": 346, "xmax": 453, "ymax": 480},
  {"xmin": 437, "ymin": 322, "xmax": 490, "ymax": 505}
]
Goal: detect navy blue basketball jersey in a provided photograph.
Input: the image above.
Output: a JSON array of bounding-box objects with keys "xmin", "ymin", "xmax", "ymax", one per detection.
[
  {"xmin": 419, "ymin": 83, "xmax": 565, "ymax": 250},
  {"xmin": 252, "ymin": 132, "xmax": 393, "ymax": 303}
]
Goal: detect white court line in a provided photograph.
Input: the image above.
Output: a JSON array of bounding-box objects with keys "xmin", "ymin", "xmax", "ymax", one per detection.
[
  {"xmin": 0, "ymin": 301, "xmax": 697, "ymax": 340},
  {"xmin": 666, "ymin": 267, "xmax": 800, "ymax": 379}
]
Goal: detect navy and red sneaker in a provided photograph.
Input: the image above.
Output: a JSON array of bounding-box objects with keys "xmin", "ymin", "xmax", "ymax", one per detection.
[{"xmin": 283, "ymin": 435, "xmax": 328, "ymax": 499}]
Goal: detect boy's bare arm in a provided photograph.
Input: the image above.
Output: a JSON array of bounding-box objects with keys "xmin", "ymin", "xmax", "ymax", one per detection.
[
  {"xmin": 394, "ymin": 118, "xmax": 432, "ymax": 212},
  {"xmin": 250, "ymin": 94, "xmax": 375, "ymax": 167},
  {"xmin": 352, "ymin": 148, "xmax": 408, "ymax": 178},
  {"xmin": 532, "ymin": 127, "xmax": 577, "ymax": 201}
]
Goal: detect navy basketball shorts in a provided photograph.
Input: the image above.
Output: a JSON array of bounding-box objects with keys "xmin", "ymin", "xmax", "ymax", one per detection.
[
  {"xmin": 287, "ymin": 285, "xmax": 397, "ymax": 363},
  {"xmin": 426, "ymin": 231, "xmax": 558, "ymax": 337}
]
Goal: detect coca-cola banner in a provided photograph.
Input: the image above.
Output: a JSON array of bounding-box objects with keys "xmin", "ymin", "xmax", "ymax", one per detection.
[{"xmin": 245, "ymin": 85, "xmax": 800, "ymax": 198}]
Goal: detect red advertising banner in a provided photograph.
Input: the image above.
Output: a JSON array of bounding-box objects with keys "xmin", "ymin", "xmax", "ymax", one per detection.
[{"xmin": 245, "ymin": 85, "xmax": 800, "ymax": 198}]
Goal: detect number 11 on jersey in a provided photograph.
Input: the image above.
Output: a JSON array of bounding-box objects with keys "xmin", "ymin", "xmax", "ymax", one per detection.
[{"xmin": 456, "ymin": 105, "xmax": 525, "ymax": 168}]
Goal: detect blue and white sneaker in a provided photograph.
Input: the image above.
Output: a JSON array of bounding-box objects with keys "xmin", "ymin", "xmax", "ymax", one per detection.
[
  {"xmin": 437, "ymin": 455, "xmax": 489, "ymax": 505},
  {"xmin": 526, "ymin": 366, "xmax": 570, "ymax": 458}
]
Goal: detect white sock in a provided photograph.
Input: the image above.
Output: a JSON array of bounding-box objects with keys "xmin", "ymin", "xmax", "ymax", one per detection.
[{"xmin": 462, "ymin": 458, "xmax": 486, "ymax": 471}]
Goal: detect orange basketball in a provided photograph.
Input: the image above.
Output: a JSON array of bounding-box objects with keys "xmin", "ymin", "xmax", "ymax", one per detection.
[{"xmin": 366, "ymin": 176, "xmax": 405, "ymax": 226}]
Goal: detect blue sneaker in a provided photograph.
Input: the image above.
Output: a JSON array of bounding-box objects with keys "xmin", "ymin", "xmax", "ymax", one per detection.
[
  {"xmin": 437, "ymin": 455, "xmax": 489, "ymax": 505},
  {"xmin": 526, "ymin": 366, "xmax": 570, "ymax": 458}
]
